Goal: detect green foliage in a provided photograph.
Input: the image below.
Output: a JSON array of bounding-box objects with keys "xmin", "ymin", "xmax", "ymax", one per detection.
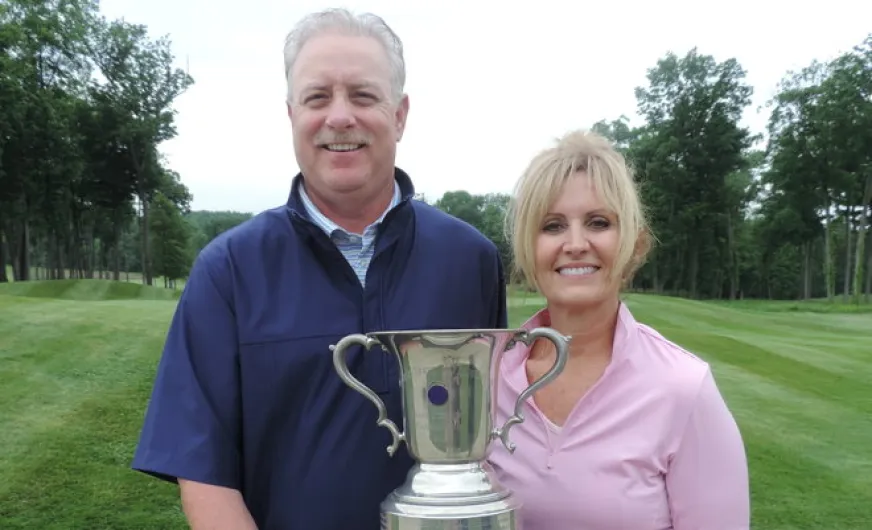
[
  {"xmin": 434, "ymin": 191, "xmax": 511, "ymax": 273},
  {"xmin": 0, "ymin": 0, "xmax": 869, "ymax": 304},
  {"xmin": 0, "ymin": 0, "xmax": 193, "ymax": 286},
  {"xmin": 184, "ymin": 210, "xmax": 253, "ymax": 256},
  {"xmin": 149, "ymin": 192, "xmax": 191, "ymax": 283},
  {"xmin": 426, "ymin": 39, "xmax": 872, "ymax": 303}
]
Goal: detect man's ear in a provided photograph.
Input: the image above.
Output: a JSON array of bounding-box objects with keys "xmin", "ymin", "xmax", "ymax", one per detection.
[{"xmin": 395, "ymin": 94, "xmax": 410, "ymax": 142}]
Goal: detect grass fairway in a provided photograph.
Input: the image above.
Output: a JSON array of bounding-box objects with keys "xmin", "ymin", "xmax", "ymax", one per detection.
[
  {"xmin": 1, "ymin": 281, "xmax": 870, "ymax": 529},
  {"xmin": 0, "ymin": 281, "xmax": 186, "ymax": 529}
]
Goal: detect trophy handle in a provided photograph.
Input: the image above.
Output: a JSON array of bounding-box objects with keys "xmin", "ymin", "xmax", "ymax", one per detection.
[
  {"xmin": 330, "ymin": 334, "xmax": 405, "ymax": 457},
  {"xmin": 493, "ymin": 327, "xmax": 571, "ymax": 453}
]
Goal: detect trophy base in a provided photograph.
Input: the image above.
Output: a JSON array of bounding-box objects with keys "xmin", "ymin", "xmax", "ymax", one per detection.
[
  {"xmin": 379, "ymin": 462, "xmax": 522, "ymax": 530},
  {"xmin": 381, "ymin": 503, "xmax": 519, "ymax": 530}
]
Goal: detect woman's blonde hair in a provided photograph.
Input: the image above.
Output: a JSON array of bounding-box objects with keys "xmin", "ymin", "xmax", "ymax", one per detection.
[{"xmin": 505, "ymin": 129, "xmax": 652, "ymax": 292}]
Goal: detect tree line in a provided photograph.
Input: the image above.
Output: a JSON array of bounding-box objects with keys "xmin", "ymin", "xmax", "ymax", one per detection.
[
  {"xmin": 2, "ymin": 1, "xmax": 870, "ymax": 302},
  {"xmin": 1, "ymin": 0, "xmax": 196, "ymax": 285},
  {"xmin": 598, "ymin": 39, "xmax": 872, "ymax": 303},
  {"xmin": 432, "ymin": 37, "xmax": 872, "ymax": 303}
]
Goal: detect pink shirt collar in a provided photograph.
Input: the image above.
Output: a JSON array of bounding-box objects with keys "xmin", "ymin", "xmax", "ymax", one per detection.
[{"xmin": 501, "ymin": 301, "xmax": 637, "ymax": 394}]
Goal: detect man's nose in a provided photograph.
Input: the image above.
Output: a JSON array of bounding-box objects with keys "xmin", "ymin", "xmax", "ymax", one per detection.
[{"xmin": 325, "ymin": 97, "xmax": 355, "ymax": 129}]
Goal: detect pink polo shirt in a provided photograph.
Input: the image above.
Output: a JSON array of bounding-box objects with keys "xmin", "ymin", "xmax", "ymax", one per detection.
[{"xmin": 487, "ymin": 303, "xmax": 750, "ymax": 529}]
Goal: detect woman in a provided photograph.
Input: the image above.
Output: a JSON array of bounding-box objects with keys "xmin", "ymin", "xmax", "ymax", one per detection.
[{"xmin": 488, "ymin": 130, "xmax": 750, "ymax": 529}]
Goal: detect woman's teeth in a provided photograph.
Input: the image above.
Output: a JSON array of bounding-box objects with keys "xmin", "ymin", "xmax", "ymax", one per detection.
[{"xmin": 559, "ymin": 267, "xmax": 598, "ymax": 276}]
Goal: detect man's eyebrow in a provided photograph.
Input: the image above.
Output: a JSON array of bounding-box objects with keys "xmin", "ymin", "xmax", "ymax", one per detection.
[
  {"xmin": 300, "ymin": 83, "xmax": 328, "ymax": 93},
  {"xmin": 348, "ymin": 81, "xmax": 385, "ymax": 94},
  {"xmin": 300, "ymin": 81, "xmax": 384, "ymax": 93}
]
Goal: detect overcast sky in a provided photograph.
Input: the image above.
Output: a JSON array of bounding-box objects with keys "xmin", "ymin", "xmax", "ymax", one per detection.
[{"xmin": 98, "ymin": 0, "xmax": 872, "ymax": 214}]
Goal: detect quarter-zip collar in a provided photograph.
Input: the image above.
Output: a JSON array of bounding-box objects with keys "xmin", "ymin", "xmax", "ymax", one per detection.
[{"xmin": 501, "ymin": 301, "xmax": 637, "ymax": 446}]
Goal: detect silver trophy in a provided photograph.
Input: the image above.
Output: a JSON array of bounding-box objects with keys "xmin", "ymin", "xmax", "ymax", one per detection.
[{"xmin": 330, "ymin": 327, "xmax": 570, "ymax": 529}]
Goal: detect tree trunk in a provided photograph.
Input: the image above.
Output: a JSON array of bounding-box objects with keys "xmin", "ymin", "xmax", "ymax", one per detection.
[
  {"xmin": 727, "ymin": 210, "xmax": 738, "ymax": 300},
  {"xmin": 865, "ymin": 229, "xmax": 871, "ymax": 303},
  {"xmin": 843, "ymin": 204, "xmax": 853, "ymax": 301},
  {"xmin": 853, "ymin": 175, "xmax": 871, "ymax": 303},
  {"xmin": 88, "ymin": 227, "xmax": 97, "ymax": 279},
  {"xmin": 138, "ymin": 191, "xmax": 153, "ymax": 286},
  {"xmin": 18, "ymin": 217, "xmax": 30, "ymax": 281},
  {"xmin": 113, "ymin": 220, "xmax": 122, "ymax": 281},
  {"xmin": 803, "ymin": 241, "xmax": 812, "ymax": 300},
  {"xmin": 823, "ymin": 189, "xmax": 835, "ymax": 301},
  {"xmin": 688, "ymin": 236, "xmax": 700, "ymax": 299},
  {"xmin": 54, "ymin": 233, "xmax": 65, "ymax": 280},
  {"xmin": 0, "ymin": 213, "xmax": 8, "ymax": 283},
  {"xmin": 674, "ymin": 246, "xmax": 686, "ymax": 296},
  {"xmin": 130, "ymin": 142, "xmax": 154, "ymax": 287}
]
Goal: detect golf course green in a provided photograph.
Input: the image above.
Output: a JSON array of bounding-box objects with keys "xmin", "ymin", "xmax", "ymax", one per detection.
[{"xmin": 1, "ymin": 279, "xmax": 870, "ymax": 529}]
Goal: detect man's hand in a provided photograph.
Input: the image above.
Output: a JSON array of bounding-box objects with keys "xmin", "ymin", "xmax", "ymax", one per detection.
[{"xmin": 179, "ymin": 479, "xmax": 258, "ymax": 530}]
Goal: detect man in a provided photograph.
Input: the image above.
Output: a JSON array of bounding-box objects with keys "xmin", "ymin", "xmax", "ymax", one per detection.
[{"xmin": 130, "ymin": 8, "xmax": 508, "ymax": 530}]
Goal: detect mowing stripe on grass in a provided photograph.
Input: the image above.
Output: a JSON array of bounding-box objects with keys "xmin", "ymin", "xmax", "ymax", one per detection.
[
  {"xmin": 1, "ymin": 283, "xmax": 870, "ymax": 529},
  {"xmin": 655, "ymin": 329, "xmax": 872, "ymax": 416},
  {"xmin": 0, "ymin": 295, "xmax": 179, "ymax": 526}
]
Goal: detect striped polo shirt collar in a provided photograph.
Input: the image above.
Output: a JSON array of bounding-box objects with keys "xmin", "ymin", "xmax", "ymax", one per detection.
[{"xmin": 298, "ymin": 179, "xmax": 401, "ymax": 238}]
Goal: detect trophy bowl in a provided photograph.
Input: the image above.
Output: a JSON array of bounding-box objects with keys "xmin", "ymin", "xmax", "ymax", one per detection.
[{"xmin": 330, "ymin": 327, "xmax": 571, "ymax": 530}]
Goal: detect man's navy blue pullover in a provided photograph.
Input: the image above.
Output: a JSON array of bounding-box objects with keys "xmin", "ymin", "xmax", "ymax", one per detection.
[{"xmin": 131, "ymin": 169, "xmax": 508, "ymax": 529}]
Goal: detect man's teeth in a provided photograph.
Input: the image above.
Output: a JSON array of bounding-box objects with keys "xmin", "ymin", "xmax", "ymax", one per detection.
[
  {"xmin": 324, "ymin": 143, "xmax": 363, "ymax": 152},
  {"xmin": 559, "ymin": 267, "xmax": 598, "ymax": 276}
]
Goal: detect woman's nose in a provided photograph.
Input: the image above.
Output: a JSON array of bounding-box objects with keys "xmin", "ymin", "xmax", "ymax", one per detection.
[{"xmin": 562, "ymin": 226, "xmax": 590, "ymax": 254}]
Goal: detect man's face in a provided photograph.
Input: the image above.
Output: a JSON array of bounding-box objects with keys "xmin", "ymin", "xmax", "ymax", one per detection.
[{"xmin": 287, "ymin": 32, "xmax": 409, "ymax": 201}]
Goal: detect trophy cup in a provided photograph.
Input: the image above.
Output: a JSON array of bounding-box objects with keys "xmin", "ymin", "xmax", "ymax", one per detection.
[{"xmin": 330, "ymin": 326, "xmax": 570, "ymax": 529}]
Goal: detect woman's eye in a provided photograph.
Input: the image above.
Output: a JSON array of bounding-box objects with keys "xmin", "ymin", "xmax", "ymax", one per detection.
[{"xmin": 542, "ymin": 222, "xmax": 563, "ymax": 232}]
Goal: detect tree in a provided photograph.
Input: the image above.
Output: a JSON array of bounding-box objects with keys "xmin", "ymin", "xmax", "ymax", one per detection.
[
  {"xmin": 631, "ymin": 48, "xmax": 755, "ymax": 298},
  {"xmin": 89, "ymin": 16, "xmax": 193, "ymax": 285},
  {"xmin": 150, "ymin": 191, "xmax": 191, "ymax": 287},
  {"xmin": 0, "ymin": 0, "xmax": 195, "ymax": 284}
]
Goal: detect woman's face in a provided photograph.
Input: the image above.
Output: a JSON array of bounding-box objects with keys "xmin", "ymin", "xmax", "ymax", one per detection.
[{"xmin": 533, "ymin": 172, "xmax": 622, "ymax": 311}]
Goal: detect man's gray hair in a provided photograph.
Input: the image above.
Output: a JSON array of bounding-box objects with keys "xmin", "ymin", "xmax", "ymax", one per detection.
[{"xmin": 283, "ymin": 8, "xmax": 407, "ymax": 104}]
